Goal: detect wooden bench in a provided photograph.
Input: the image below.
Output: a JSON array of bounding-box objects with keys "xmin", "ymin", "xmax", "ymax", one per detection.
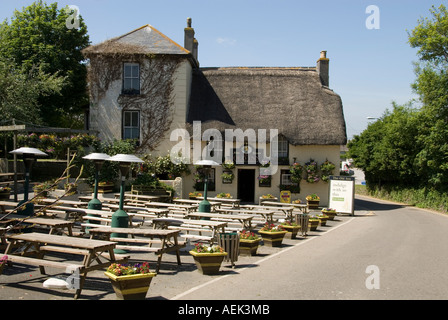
[
  {"xmin": 3, "ymin": 255, "xmax": 85, "ymax": 275},
  {"xmin": 88, "ymin": 227, "xmax": 184, "ymax": 272},
  {"xmin": 153, "ymin": 218, "xmax": 227, "ymax": 244}
]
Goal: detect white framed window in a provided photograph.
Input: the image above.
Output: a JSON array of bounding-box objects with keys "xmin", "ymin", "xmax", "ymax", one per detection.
[
  {"xmin": 123, "ymin": 110, "xmax": 140, "ymax": 140},
  {"xmin": 123, "ymin": 63, "xmax": 140, "ymax": 94},
  {"xmin": 280, "ymin": 169, "xmax": 293, "ymax": 185},
  {"xmin": 278, "ymin": 135, "xmax": 289, "ymax": 159}
]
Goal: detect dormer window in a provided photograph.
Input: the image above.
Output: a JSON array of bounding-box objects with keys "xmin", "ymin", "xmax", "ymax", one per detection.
[{"xmin": 123, "ymin": 63, "xmax": 140, "ymax": 94}]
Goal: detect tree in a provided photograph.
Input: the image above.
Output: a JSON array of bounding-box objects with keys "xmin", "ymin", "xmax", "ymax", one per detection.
[
  {"xmin": 0, "ymin": 57, "xmax": 65, "ymax": 124},
  {"xmin": 0, "ymin": 1, "xmax": 90, "ymax": 128},
  {"xmin": 408, "ymin": 4, "xmax": 448, "ymax": 188}
]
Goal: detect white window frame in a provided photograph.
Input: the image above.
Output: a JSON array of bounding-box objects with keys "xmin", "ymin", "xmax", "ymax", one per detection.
[
  {"xmin": 123, "ymin": 110, "xmax": 140, "ymax": 141},
  {"xmin": 123, "ymin": 62, "xmax": 140, "ymax": 94}
]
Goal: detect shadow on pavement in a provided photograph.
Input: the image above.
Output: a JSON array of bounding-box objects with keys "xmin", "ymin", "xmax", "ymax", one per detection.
[{"xmin": 355, "ymin": 197, "xmax": 403, "ymax": 211}]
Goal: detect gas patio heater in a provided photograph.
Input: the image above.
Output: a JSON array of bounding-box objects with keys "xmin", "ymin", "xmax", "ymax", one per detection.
[
  {"xmin": 194, "ymin": 159, "xmax": 220, "ymax": 213},
  {"xmin": 107, "ymin": 154, "xmax": 143, "ymax": 252},
  {"xmin": 9, "ymin": 147, "xmax": 48, "ymax": 216},
  {"xmin": 82, "ymin": 153, "xmax": 111, "ymax": 210}
]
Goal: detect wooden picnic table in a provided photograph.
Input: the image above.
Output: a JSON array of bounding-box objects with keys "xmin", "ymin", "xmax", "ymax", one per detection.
[
  {"xmin": 2, "ymin": 232, "xmax": 127, "ymax": 299},
  {"xmin": 261, "ymin": 201, "xmax": 309, "ymax": 214},
  {"xmin": 24, "ymin": 217, "xmax": 75, "ymax": 236},
  {"xmin": 144, "ymin": 201, "xmax": 198, "ymax": 213},
  {"xmin": 173, "ymin": 198, "xmax": 221, "ymax": 210},
  {"xmin": 47, "ymin": 206, "xmax": 137, "ymax": 228},
  {"xmin": 78, "ymin": 195, "xmax": 122, "ymax": 204},
  {"xmin": 38, "ymin": 198, "xmax": 88, "ymax": 208},
  {"xmin": 242, "ymin": 204, "xmax": 295, "ymax": 221},
  {"xmin": 0, "ymin": 200, "xmax": 19, "ymax": 214},
  {"xmin": 88, "ymin": 227, "xmax": 185, "ymax": 273},
  {"xmin": 196, "ymin": 197, "xmax": 241, "ymax": 208},
  {"xmin": 186, "ymin": 212, "xmax": 254, "ymax": 230},
  {"xmin": 216, "ymin": 208, "xmax": 275, "ymax": 224},
  {"xmin": 152, "ymin": 217, "xmax": 227, "ymax": 244}
]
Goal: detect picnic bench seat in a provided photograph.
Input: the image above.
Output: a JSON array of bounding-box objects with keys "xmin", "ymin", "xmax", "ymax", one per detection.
[
  {"xmin": 3, "ymin": 255, "xmax": 85, "ymax": 275},
  {"xmin": 152, "ymin": 218, "xmax": 221, "ymax": 244}
]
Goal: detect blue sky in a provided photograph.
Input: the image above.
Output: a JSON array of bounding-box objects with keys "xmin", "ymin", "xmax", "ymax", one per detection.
[{"xmin": 1, "ymin": 0, "xmax": 445, "ymax": 139}]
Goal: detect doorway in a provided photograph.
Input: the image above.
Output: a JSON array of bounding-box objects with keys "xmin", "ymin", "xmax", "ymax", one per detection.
[{"xmin": 237, "ymin": 169, "xmax": 255, "ymax": 203}]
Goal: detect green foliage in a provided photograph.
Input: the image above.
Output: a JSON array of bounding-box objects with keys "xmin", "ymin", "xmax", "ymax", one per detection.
[
  {"xmin": 0, "ymin": 1, "xmax": 90, "ymax": 127},
  {"xmin": 17, "ymin": 133, "xmax": 100, "ymax": 159},
  {"xmin": 83, "ymin": 139, "xmax": 137, "ymax": 185},
  {"xmin": 349, "ymin": 5, "xmax": 448, "ymax": 192},
  {"xmin": 139, "ymin": 154, "xmax": 191, "ymax": 179},
  {"xmin": 0, "ymin": 57, "xmax": 65, "ymax": 124}
]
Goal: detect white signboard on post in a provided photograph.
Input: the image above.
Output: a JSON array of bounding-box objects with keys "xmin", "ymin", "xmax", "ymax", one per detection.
[{"xmin": 328, "ymin": 176, "xmax": 355, "ymax": 215}]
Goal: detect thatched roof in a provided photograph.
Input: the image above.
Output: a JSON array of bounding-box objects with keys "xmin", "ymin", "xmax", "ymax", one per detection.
[
  {"xmin": 187, "ymin": 67, "xmax": 347, "ymax": 145},
  {"xmin": 83, "ymin": 25, "xmax": 190, "ymax": 56}
]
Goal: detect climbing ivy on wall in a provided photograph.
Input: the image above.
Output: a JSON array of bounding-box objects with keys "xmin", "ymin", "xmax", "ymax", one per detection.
[{"xmin": 83, "ymin": 42, "xmax": 183, "ymax": 152}]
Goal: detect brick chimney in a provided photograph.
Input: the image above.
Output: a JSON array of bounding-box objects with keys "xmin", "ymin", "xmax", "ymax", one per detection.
[
  {"xmin": 317, "ymin": 51, "xmax": 329, "ymax": 87},
  {"xmin": 184, "ymin": 18, "xmax": 198, "ymax": 63}
]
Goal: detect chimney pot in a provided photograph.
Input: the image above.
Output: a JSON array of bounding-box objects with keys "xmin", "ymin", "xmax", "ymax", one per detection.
[{"xmin": 317, "ymin": 50, "xmax": 330, "ymax": 87}]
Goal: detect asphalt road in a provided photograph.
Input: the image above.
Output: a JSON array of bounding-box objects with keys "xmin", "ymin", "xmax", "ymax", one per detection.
[{"xmin": 2, "ymin": 194, "xmax": 448, "ymax": 302}]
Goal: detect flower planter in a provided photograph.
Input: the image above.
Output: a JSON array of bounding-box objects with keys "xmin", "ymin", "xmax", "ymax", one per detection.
[
  {"xmin": 318, "ymin": 215, "xmax": 328, "ymax": 226},
  {"xmin": 308, "ymin": 219, "xmax": 319, "ymax": 231},
  {"xmin": 281, "ymin": 225, "xmax": 301, "ymax": 239},
  {"xmin": 307, "ymin": 200, "xmax": 320, "ymax": 209},
  {"xmin": 189, "ymin": 251, "xmax": 228, "ymax": 275},
  {"xmin": 104, "ymin": 272, "xmax": 156, "ymax": 300},
  {"xmin": 259, "ymin": 230, "xmax": 288, "ymax": 247},
  {"xmin": 98, "ymin": 182, "xmax": 114, "ymax": 193},
  {"xmin": 322, "ymin": 211, "xmax": 337, "ymax": 220},
  {"xmin": 239, "ymin": 238, "xmax": 261, "ymax": 256}
]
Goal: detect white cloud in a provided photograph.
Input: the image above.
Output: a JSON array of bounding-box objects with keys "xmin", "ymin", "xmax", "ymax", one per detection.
[{"xmin": 216, "ymin": 37, "xmax": 237, "ymax": 46}]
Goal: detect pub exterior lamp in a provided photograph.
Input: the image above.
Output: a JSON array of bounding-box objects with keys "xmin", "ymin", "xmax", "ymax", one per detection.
[
  {"xmin": 9, "ymin": 147, "xmax": 48, "ymax": 216},
  {"xmin": 82, "ymin": 153, "xmax": 111, "ymax": 210},
  {"xmin": 194, "ymin": 159, "xmax": 220, "ymax": 213},
  {"xmin": 107, "ymin": 154, "xmax": 143, "ymax": 253}
]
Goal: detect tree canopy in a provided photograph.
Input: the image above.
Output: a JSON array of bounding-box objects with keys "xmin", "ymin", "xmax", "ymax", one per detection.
[
  {"xmin": 348, "ymin": 4, "xmax": 448, "ymax": 191},
  {"xmin": 0, "ymin": 0, "xmax": 90, "ymax": 128}
]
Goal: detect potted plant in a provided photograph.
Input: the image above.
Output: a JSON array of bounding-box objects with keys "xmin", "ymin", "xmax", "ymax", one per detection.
[
  {"xmin": 98, "ymin": 181, "xmax": 114, "ymax": 193},
  {"xmin": 189, "ymin": 191, "xmax": 202, "ymax": 199},
  {"xmin": 320, "ymin": 159, "xmax": 336, "ymax": 183},
  {"xmin": 239, "ymin": 230, "xmax": 261, "ymax": 256},
  {"xmin": 0, "ymin": 187, "xmax": 11, "ymax": 200},
  {"xmin": 306, "ymin": 193, "xmax": 320, "ymax": 209},
  {"xmin": 104, "ymin": 262, "xmax": 156, "ymax": 300},
  {"xmin": 305, "ymin": 159, "xmax": 320, "ymax": 183},
  {"xmin": 221, "ymin": 171, "xmax": 234, "ymax": 184},
  {"xmin": 281, "ymin": 220, "xmax": 301, "ymax": 239},
  {"xmin": 258, "ymin": 174, "xmax": 272, "ymax": 187},
  {"xmin": 308, "ymin": 215, "xmax": 320, "ymax": 231},
  {"xmin": 289, "ymin": 162, "xmax": 303, "ymax": 184},
  {"xmin": 216, "ymin": 192, "xmax": 232, "ymax": 199},
  {"xmin": 189, "ymin": 243, "xmax": 228, "ymax": 275},
  {"xmin": 322, "ymin": 208, "xmax": 337, "ymax": 220},
  {"xmin": 222, "ymin": 161, "xmax": 235, "ymax": 171},
  {"xmin": 0, "ymin": 255, "xmax": 7, "ymax": 274},
  {"xmin": 258, "ymin": 223, "xmax": 287, "ymax": 247},
  {"xmin": 317, "ymin": 213, "xmax": 329, "ymax": 226},
  {"xmin": 259, "ymin": 193, "xmax": 277, "ymax": 205}
]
